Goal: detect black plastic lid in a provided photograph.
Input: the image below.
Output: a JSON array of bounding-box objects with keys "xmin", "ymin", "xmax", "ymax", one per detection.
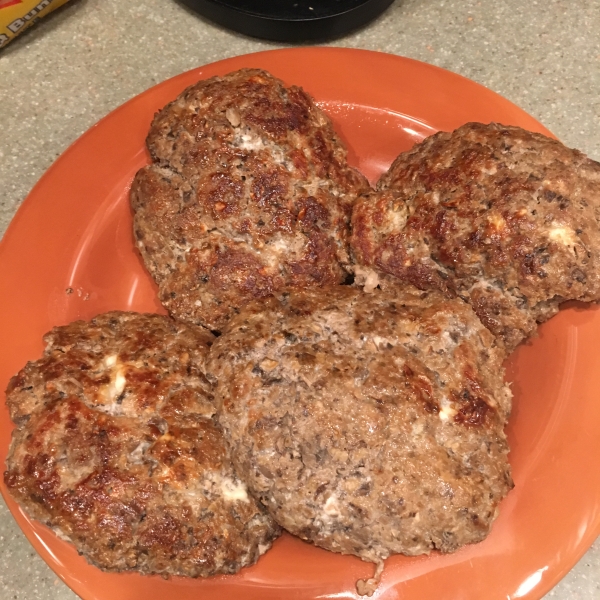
[{"xmin": 179, "ymin": 0, "xmax": 395, "ymax": 43}]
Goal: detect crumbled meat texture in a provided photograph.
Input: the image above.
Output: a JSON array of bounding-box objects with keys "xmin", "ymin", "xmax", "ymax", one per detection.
[
  {"xmin": 131, "ymin": 68, "xmax": 369, "ymax": 331},
  {"xmin": 207, "ymin": 285, "xmax": 513, "ymax": 568},
  {"xmin": 4, "ymin": 311, "xmax": 280, "ymax": 577},
  {"xmin": 350, "ymin": 122, "xmax": 600, "ymax": 351}
]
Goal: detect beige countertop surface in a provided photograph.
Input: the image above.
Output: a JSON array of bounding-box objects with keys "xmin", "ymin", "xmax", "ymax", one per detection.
[{"xmin": 0, "ymin": 0, "xmax": 599, "ymax": 598}]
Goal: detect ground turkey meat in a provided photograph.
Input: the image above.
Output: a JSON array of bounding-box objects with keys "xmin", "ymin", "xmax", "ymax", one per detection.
[
  {"xmin": 206, "ymin": 285, "xmax": 513, "ymax": 592},
  {"xmin": 4, "ymin": 311, "xmax": 280, "ymax": 577},
  {"xmin": 351, "ymin": 122, "xmax": 600, "ymax": 350},
  {"xmin": 131, "ymin": 68, "xmax": 369, "ymax": 331}
]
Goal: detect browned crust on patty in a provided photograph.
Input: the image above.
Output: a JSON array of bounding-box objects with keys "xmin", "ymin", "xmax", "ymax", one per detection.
[
  {"xmin": 131, "ymin": 68, "xmax": 369, "ymax": 331},
  {"xmin": 4, "ymin": 312, "xmax": 280, "ymax": 577},
  {"xmin": 207, "ymin": 285, "xmax": 512, "ymax": 564},
  {"xmin": 351, "ymin": 122, "xmax": 600, "ymax": 350}
]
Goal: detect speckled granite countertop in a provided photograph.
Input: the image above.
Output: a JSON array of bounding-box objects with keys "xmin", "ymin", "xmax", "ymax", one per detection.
[{"xmin": 0, "ymin": 1, "xmax": 599, "ymax": 598}]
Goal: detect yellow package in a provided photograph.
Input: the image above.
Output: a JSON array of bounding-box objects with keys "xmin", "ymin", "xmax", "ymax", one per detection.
[{"xmin": 0, "ymin": 0, "xmax": 72, "ymax": 48}]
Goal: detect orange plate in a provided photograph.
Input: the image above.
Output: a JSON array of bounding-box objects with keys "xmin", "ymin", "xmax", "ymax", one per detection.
[{"xmin": 0, "ymin": 48, "xmax": 599, "ymax": 600}]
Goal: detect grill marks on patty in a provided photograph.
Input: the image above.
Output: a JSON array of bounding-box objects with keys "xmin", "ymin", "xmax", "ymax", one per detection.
[{"xmin": 131, "ymin": 69, "xmax": 369, "ymax": 331}]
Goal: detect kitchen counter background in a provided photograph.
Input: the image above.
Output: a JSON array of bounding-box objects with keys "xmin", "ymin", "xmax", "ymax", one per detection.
[{"xmin": 0, "ymin": 0, "xmax": 598, "ymax": 598}]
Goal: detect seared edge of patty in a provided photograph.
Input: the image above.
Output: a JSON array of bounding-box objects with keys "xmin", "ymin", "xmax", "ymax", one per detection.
[{"xmin": 4, "ymin": 311, "xmax": 280, "ymax": 577}]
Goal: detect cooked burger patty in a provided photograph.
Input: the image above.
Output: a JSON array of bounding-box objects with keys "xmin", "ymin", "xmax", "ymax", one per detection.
[
  {"xmin": 207, "ymin": 286, "xmax": 512, "ymax": 571},
  {"xmin": 4, "ymin": 312, "xmax": 279, "ymax": 577},
  {"xmin": 131, "ymin": 68, "xmax": 369, "ymax": 331},
  {"xmin": 351, "ymin": 122, "xmax": 600, "ymax": 350}
]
